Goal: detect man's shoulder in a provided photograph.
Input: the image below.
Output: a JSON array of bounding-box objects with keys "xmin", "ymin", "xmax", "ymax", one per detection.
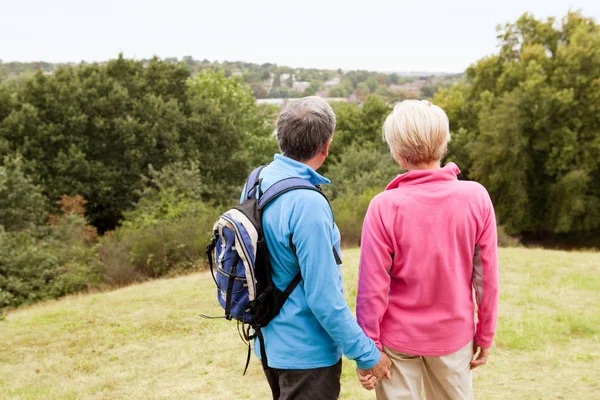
[
  {"xmin": 277, "ymin": 186, "xmax": 332, "ymax": 227},
  {"xmin": 279, "ymin": 186, "xmax": 329, "ymax": 209}
]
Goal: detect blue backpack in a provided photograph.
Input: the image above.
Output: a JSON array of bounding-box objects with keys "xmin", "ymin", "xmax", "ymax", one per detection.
[{"xmin": 204, "ymin": 165, "xmax": 328, "ymax": 373}]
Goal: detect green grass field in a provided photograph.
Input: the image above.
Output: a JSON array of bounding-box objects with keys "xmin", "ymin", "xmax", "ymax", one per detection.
[{"xmin": 1, "ymin": 247, "xmax": 599, "ymax": 399}]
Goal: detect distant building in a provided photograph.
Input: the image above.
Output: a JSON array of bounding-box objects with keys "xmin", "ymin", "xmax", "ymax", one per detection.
[
  {"xmin": 292, "ymin": 81, "xmax": 310, "ymax": 92},
  {"xmin": 280, "ymin": 73, "xmax": 291, "ymax": 83},
  {"xmin": 256, "ymin": 98, "xmax": 347, "ymax": 108},
  {"xmin": 256, "ymin": 98, "xmax": 287, "ymax": 107},
  {"xmin": 388, "ymin": 80, "xmax": 426, "ymax": 95},
  {"xmin": 325, "ymin": 97, "xmax": 348, "ymax": 103},
  {"xmin": 324, "ymin": 76, "xmax": 341, "ymax": 87},
  {"xmin": 348, "ymin": 92, "xmax": 360, "ymax": 103},
  {"xmin": 231, "ymin": 71, "xmax": 243, "ymax": 77}
]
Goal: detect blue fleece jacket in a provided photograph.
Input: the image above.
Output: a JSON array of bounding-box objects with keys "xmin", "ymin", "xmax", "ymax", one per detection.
[{"xmin": 242, "ymin": 154, "xmax": 380, "ymax": 370}]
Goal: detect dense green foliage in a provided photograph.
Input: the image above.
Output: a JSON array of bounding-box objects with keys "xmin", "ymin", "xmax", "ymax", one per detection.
[
  {"xmin": 0, "ymin": 155, "xmax": 48, "ymax": 231},
  {"xmin": 96, "ymin": 162, "xmax": 220, "ymax": 285},
  {"xmin": 325, "ymin": 97, "xmax": 400, "ymax": 246},
  {"xmin": 435, "ymin": 12, "xmax": 600, "ymax": 238},
  {"xmin": 0, "ymin": 57, "xmax": 274, "ymax": 308},
  {"xmin": 0, "ymin": 56, "xmax": 273, "ymax": 231},
  {"xmin": 0, "ymin": 195, "xmax": 99, "ymax": 309}
]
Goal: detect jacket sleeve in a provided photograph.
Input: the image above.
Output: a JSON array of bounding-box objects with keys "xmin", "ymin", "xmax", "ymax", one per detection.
[
  {"xmin": 292, "ymin": 192, "xmax": 380, "ymax": 370},
  {"xmin": 356, "ymin": 197, "xmax": 393, "ymax": 350},
  {"xmin": 473, "ymin": 197, "xmax": 499, "ymax": 348}
]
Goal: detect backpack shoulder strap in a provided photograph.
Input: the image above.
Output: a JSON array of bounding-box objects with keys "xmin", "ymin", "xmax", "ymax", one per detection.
[
  {"xmin": 257, "ymin": 178, "xmax": 330, "ymax": 313},
  {"xmin": 258, "ymin": 177, "xmax": 328, "ymax": 210},
  {"xmin": 245, "ymin": 165, "xmax": 267, "ymax": 200}
]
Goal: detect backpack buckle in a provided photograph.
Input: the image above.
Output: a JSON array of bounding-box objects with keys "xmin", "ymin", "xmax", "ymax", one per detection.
[{"xmin": 205, "ymin": 236, "xmax": 217, "ymax": 254}]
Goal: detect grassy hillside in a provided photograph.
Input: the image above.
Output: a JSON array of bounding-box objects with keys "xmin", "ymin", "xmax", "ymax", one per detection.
[{"xmin": 1, "ymin": 248, "xmax": 599, "ymax": 399}]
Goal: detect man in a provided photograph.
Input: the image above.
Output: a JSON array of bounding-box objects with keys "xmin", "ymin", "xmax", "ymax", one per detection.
[{"xmin": 246, "ymin": 97, "xmax": 390, "ymax": 400}]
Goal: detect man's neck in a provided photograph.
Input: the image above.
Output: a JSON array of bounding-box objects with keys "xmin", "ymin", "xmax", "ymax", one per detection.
[{"xmin": 301, "ymin": 157, "xmax": 323, "ymax": 172}]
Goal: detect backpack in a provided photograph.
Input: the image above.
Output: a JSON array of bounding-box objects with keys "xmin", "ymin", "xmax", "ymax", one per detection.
[{"xmin": 204, "ymin": 165, "xmax": 328, "ymax": 374}]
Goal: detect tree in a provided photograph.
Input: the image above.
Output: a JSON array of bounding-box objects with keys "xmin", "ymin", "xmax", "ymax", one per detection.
[
  {"xmin": 435, "ymin": 11, "xmax": 600, "ymax": 237},
  {"xmin": 388, "ymin": 73, "xmax": 400, "ymax": 85},
  {"xmin": 326, "ymin": 96, "xmax": 391, "ymax": 173},
  {"xmin": 302, "ymin": 80, "xmax": 323, "ymax": 97},
  {"xmin": 260, "ymin": 70, "xmax": 271, "ymax": 80},
  {"xmin": 184, "ymin": 69, "xmax": 275, "ymax": 201},
  {"xmin": 243, "ymin": 71, "xmax": 261, "ymax": 83},
  {"xmin": 182, "ymin": 56, "xmax": 195, "ymax": 67},
  {"xmin": 328, "ymin": 85, "xmax": 349, "ymax": 98},
  {"xmin": 365, "ymin": 77, "xmax": 379, "ymax": 93},
  {"xmin": 272, "ymin": 73, "xmax": 281, "ymax": 88},
  {"xmin": 250, "ymin": 83, "xmax": 268, "ymax": 98},
  {"xmin": 0, "ymin": 57, "xmax": 274, "ymax": 231},
  {"xmin": 0, "ymin": 155, "xmax": 48, "ymax": 232},
  {"xmin": 0, "ymin": 56, "xmax": 190, "ymax": 231}
]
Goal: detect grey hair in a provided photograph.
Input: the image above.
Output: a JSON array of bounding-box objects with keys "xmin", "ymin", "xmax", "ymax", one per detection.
[{"xmin": 276, "ymin": 96, "xmax": 336, "ymax": 161}]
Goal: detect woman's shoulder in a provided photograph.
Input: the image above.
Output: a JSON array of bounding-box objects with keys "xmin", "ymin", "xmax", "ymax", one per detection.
[
  {"xmin": 455, "ymin": 179, "xmax": 492, "ymax": 200},
  {"xmin": 367, "ymin": 189, "xmax": 409, "ymax": 211}
]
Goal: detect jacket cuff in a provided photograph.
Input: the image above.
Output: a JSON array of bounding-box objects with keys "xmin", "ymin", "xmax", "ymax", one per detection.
[{"xmin": 356, "ymin": 347, "xmax": 381, "ymax": 370}]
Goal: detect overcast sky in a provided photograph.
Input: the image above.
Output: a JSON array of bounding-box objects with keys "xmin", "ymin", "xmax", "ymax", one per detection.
[{"xmin": 2, "ymin": 0, "xmax": 599, "ymax": 73}]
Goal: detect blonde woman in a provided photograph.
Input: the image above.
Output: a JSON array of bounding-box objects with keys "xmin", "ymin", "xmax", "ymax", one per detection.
[{"xmin": 356, "ymin": 100, "xmax": 499, "ymax": 399}]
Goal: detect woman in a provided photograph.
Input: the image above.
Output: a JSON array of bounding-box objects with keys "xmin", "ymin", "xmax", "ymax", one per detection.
[{"xmin": 356, "ymin": 100, "xmax": 499, "ymax": 399}]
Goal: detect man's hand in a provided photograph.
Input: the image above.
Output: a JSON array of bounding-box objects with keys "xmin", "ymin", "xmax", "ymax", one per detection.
[
  {"xmin": 357, "ymin": 351, "xmax": 392, "ymax": 390},
  {"xmin": 471, "ymin": 342, "xmax": 491, "ymax": 370}
]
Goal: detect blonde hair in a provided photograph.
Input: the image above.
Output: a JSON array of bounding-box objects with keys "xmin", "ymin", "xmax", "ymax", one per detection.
[{"xmin": 383, "ymin": 100, "xmax": 451, "ymax": 166}]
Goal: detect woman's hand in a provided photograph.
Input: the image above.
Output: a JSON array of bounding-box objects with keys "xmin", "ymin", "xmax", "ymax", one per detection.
[
  {"xmin": 357, "ymin": 370, "xmax": 378, "ymax": 391},
  {"xmin": 471, "ymin": 342, "xmax": 491, "ymax": 370}
]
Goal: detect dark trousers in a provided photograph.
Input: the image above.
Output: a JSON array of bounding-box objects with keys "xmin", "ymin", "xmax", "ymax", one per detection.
[{"xmin": 262, "ymin": 359, "xmax": 342, "ymax": 400}]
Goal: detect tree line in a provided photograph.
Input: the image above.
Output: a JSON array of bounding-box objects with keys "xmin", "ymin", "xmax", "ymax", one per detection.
[{"xmin": 1, "ymin": 57, "xmax": 459, "ymax": 102}]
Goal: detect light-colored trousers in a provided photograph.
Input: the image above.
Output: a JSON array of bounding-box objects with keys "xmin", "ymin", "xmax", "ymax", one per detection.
[{"xmin": 376, "ymin": 341, "xmax": 474, "ymax": 400}]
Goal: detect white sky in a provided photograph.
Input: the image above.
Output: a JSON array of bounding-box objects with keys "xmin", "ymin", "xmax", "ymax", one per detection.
[{"xmin": 1, "ymin": 0, "xmax": 599, "ymax": 73}]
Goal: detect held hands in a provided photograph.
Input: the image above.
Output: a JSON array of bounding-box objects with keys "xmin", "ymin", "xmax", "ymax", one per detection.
[
  {"xmin": 471, "ymin": 342, "xmax": 491, "ymax": 370},
  {"xmin": 357, "ymin": 351, "xmax": 392, "ymax": 391}
]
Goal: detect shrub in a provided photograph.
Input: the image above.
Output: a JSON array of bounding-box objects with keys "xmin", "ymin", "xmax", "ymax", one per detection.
[
  {"xmin": 497, "ymin": 225, "xmax": 521, "ymax": 247},
  {"xmin": 0, "ymin": 229, "xmax": 58, "ymax": 307},
  {"xmin": 0, "ymin": 155, "xmax": 48, "ymax": 232},
  {"xmin": 0, "ymin": 198, "xmax": 99, "ymax": 309},
  {"xmin": 97, "ymin": 204, "xmax": 219, "ymax": 285},
  {"xmin": 95, "ymin": 231, "xmax": 141, "ymax": 286},
  {"xmin": 96, "ymin": 162, "xmax": 222, "ymax": 285},
  {"xmin": 331, "ymin": 188, "xmax": 381, "ymax": 247},
  {"xmin": 325, "ymin": 143, "xmax": 398, "ymax": 201}
]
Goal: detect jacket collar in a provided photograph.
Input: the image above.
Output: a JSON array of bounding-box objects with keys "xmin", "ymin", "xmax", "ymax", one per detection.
[
  {"xmin": 386, "ymin": 162, "xmax": 461, "ymax": 190},
  {"xmin": 272, "ymin": 154, "xmax": 331, "ymax": 186}
]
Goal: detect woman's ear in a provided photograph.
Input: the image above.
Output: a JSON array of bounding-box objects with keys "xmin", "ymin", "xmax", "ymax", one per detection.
[{"xmin": 398, "ymin": 156, "xmax": 408, "ymax": 170}]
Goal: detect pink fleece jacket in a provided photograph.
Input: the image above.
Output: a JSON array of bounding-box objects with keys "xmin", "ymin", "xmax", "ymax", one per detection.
[{"xmin": 356, "ymin": 163, "xmax": 499, "ymax": 356}]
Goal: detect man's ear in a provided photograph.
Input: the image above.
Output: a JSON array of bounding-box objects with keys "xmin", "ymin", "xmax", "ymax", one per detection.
[{"xmin": 322, "ymin": 139, "xmax": 332, "ymax": 157}]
